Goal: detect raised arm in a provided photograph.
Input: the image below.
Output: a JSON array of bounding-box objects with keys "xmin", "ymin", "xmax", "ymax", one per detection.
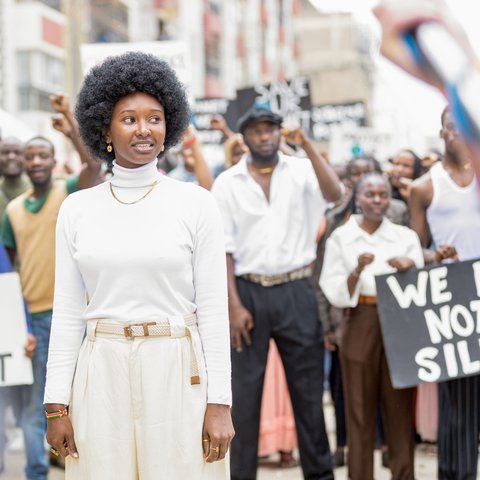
[
  {"xmin": 283, "ymin": 128, "xmax": 341, "ymax": 203},
  {"xmin": 182, "ymin": 126, "xmax": 213, "ymax": 190},
  {"xmin": 50, "ymin": 94, "xmax": 101, "ymax": 189}
]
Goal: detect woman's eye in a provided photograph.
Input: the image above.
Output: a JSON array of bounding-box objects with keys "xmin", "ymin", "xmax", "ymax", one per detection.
[
  {"xmin": 150, "ymin": 116, "xmax": 161, "ymax": 123},
  {"xmin": 123, "ymin": 117, "xmax": 135, "ymax": 124}
]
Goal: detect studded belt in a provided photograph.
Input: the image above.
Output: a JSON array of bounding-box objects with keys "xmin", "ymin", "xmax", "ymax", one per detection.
[{"xmin": 240, "ymin": 265, "xmax": 313, "ymax": 287}]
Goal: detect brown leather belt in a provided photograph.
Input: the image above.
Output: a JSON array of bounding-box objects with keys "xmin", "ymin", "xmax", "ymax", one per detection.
[
  {"xmin": 358, "ymin": 295, "xmax": 377, "ymax": 306},
  {"xmin": 240, "ymin": 266, "xmax": 312, "ymax": 287}
]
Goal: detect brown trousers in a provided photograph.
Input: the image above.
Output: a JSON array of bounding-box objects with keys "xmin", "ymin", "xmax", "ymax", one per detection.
[{"xmin": 340, "ymin": 304, "xmax": 414, "ymax": 480}]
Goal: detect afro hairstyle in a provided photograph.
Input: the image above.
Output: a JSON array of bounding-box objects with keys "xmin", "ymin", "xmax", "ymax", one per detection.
[{"xmin": 75, "ymin": 51, "xmax": 191, "ymax": 163}]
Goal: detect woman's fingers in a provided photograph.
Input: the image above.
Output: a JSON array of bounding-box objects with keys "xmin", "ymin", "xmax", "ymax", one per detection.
[{"xmin": 65, "ymin": 432, "xmax": 79, "ymax": 458}]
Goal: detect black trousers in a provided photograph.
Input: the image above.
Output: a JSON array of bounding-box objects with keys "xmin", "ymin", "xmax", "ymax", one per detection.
[
  {"xmin": 438, "ymin": 375, "xmax": 480, "ymax": 480},
  {"xmin": 230, "ymin": 277, "xmax": 333, "ymax": 480},
  {"xmin": 329, "ymin": 349, "xmax": 347, "ymax": 448}
]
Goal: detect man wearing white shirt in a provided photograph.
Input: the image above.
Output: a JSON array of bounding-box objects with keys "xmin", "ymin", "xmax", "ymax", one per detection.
[{"xmin": 212, "ymin": 107, "xmax": 340, "ymax": 480}]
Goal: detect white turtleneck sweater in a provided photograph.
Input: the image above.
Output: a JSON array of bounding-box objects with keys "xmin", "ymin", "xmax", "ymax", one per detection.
[{"xmin": 44, "ymin": 160, "xmax": 231, "ymax": 405}]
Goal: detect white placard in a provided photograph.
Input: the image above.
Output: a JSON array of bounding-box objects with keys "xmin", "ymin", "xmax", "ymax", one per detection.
[
  {"xmin": 328, "ymin": 125, "xmax": 396, "ymax": 165},
  {"xmin": 0, "ymin": 272, "xmax": 33, "ymax": 387},
  {"xmin": 80, "ymin": 41, "xmax": 192, "ymax": 90}
]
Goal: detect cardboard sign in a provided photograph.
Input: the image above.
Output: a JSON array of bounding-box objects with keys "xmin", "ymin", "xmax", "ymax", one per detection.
[
  {"xmin": 375, "ymin": 259, "xmax": 480, "ymax": 388},
  {"xmin": 0, "ymin": 272, "xmax": 33, "ymax": 387}
]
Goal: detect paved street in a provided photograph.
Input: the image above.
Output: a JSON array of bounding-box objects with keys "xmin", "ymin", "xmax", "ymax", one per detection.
[
  {"xmin": 0, "ymin": 400, "xmax": 447, "ymax": 480},
  {"xmin": 0, "ymin": 444, "xmax": 441, "ymax": 480}
]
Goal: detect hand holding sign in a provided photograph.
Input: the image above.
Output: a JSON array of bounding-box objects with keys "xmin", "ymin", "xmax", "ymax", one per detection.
[
  {"xmin": 24, "ymin": 334, "xmax": 36, "ymax": 359},
  {"xmin": 434, "ymin": 244, "xmax": 459, "ymax": 263},
  {"xmin": 388, "ymin": 256, "xmax": 416, "ymax": 272}
]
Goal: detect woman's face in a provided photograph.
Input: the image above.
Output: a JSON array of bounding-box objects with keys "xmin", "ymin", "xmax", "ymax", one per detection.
[
  {"xmin": 347, "ymin": 158, "xmax": 374, "ymax": 189},
  {"xmin": 356, "ymin": 177, "xmax": 390, "ymax": 223},
  {"xmin": 106, "ymin": 92, "xmax": 166, "ymax": 169},
  {"xmin": 390, "ymin": 151, "xmax": 415, "ymax": 186}
]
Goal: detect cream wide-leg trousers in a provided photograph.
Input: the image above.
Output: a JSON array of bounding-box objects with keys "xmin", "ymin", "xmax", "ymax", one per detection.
[{"xmin": 65, "ymin": 318, "xmax": 229, "ymax": 480}]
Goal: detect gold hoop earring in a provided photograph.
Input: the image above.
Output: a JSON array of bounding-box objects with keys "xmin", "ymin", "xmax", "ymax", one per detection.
[
  {"xmin": 106, "ymin": 143, "xmax": 113, "ymax": 153},
  {"xmin": 161, "ymin": 145, "xmax": 165, "ymax": 152}
]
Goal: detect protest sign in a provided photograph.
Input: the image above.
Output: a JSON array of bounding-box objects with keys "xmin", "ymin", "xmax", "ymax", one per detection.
[
  {"xmin": 310, "ymin": 101, "xmax": 366, "ymax": 142},
  {"xmin": 229, "ymin": 77, "xmax": 312, "ymax": 132},
  {"xmin": 191, "ymin": 98, "xmax": 231, "ymax": 145},
  {"xmin": 375, "ymin": 259, "xmax": 480, "ymax": 388},
  {"xmin": 329, "ymin": 126, "xmax": 395, "ymax": 164},
  {"xmin": 0, "ymin": 272, "xmax": 33, "ymax": 387}
]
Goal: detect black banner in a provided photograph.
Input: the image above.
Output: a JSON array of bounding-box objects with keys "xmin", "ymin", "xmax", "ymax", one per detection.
[
  {"xmin": 210, "ymin": 77, "xmax": 312, "ymax": 135},
  {"xmin": 375, "ymin": 259, "xmax": 480, "ymax": 388},
  {"xmin": 310, "ymin": 101, "xmax": 366, "ymax": 141}
]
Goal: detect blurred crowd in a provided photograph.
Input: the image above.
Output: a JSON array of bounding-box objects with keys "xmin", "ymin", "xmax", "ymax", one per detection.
[{"xmin": 0, "ymin": 91, "xmax": 479, "ymax": 480}]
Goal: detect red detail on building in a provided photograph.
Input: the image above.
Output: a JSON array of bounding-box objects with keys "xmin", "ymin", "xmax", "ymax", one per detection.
[
  {"xmin": 292, "ymin": 0, "xmax": 300, "ymax": 15},
  {"xmin": 293, "ymin": 37, "xmax": 301, "ymax": 59},
  {"xmin": 42, "ymin": 16, "xmax": 64, "ymax": 48},
  {"xmin": 261, "ymin": 55, "xmax": 269, "ymax": 75},
  {"xmin": 236, "ymin": 34, "xmax": 245, "ymax": 58},
  {"xmin": 260, "ymin": 3, "xmax": 268, "ymax": 25},
  {"xmin": 155, "ymin": 0, "xmax": 178, "ymax": 7},
  {"xmin": 204, "ymin": 8, "xmax": 222, "ymax": 38},
  {"xmin": 205, "ymin": 75, "xmax": 222, "ymax": 98},
  {"xmin": 278, "ymin": 25, "xmax": 285, "ymax": 44}
]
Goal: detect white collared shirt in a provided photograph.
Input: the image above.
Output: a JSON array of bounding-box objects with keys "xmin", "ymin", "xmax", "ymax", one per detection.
[
  {"xmin": 320, "ymin": 215, "xmax": 424, "ymax": 308},
  {"xmin": 211, "ymin": 153, "xmax": 326, "ymax": 276}
]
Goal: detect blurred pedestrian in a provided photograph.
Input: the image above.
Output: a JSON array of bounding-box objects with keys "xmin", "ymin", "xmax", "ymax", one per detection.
[
  {"xmin": 320, "ymin": 172, "xmax": 424, "ymax": 480},
  {"xmin": 409, "ymin": 107, "xmax": 480, "ymax": 479},
  {"xmin": 0, "ymin": 137, "xmax": 31, "ymax": 224},
  {"xmin": 44, "ymin": 51, "xmax": 233, "ymax": 479},
  {"xmin": 0, "ymin": 241, "xmax": 36, "ymax": 475},
  {"xmin": 388, "ymin": 149, "xmax": 422, "ymax": 202},
  {"xmin": 1, "ymin": 130, "xmax": 101, "ymax": 480},
  {"xmin": 212, "ymin": 106, "xmax": 340, "ymax": 480}
]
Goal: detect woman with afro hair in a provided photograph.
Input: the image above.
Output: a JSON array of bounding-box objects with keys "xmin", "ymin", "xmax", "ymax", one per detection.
[{"xmin": 43, "ymin": 51, "xmax": 234, "ymax": 479}]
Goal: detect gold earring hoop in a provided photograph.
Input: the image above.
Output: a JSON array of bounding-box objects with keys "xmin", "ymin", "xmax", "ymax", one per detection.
[
  {"xmin": 106, "ymin": 143, "xmax": 113, "ymax": 153},
  {"xmin": 161, "ymin": 145, "xmax": 165, "ymax": 152}
]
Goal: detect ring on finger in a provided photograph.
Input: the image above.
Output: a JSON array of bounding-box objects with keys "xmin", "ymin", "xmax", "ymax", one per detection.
[
  {"xmin": 202, "ymin": 438, "xmax": 210, "ymax": 443},
  {"xmin": 50, "ymin": 447, "xmax": 59, "ymax": 457},
  {"xmin": 211, "ymin": 446, "xmax": 220, "ymax": 453}
]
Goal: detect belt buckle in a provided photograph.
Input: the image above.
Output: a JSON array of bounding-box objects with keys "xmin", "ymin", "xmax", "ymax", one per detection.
[
  {"xmin": 124, "ymin": 325, "xmax": 134, "ymax": 338},
  {"xmin": 260, "ymin": 276, "xmax": 273, "ymax": 287},
  {"xmin": 124, "ymin": 322, "xmax": 157, "ymax": 338}
]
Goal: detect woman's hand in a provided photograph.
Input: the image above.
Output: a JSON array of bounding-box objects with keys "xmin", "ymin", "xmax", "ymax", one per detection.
[
  {"xmin": 45, "ymin": 405, "xmax": 78, "ymax": 459},
  {"xmin": 202, "ymin": 403, "xmax": 235, "ymax": 463},
  {"xmin": 356, "ymin": 253, "xmax": 375, "ymax": 273},
  {"xmin": 388, "ymin": 256, "xmax": 416, "ymax": 272},
  {"xmin": 434, "ymin": 244, "xmax": 459, "ymax": 263}
]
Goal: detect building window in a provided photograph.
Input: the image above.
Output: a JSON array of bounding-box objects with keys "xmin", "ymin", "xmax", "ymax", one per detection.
[{"xmin": 17, "ymin": 51, "xmax": 65, "ymax": 111}]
